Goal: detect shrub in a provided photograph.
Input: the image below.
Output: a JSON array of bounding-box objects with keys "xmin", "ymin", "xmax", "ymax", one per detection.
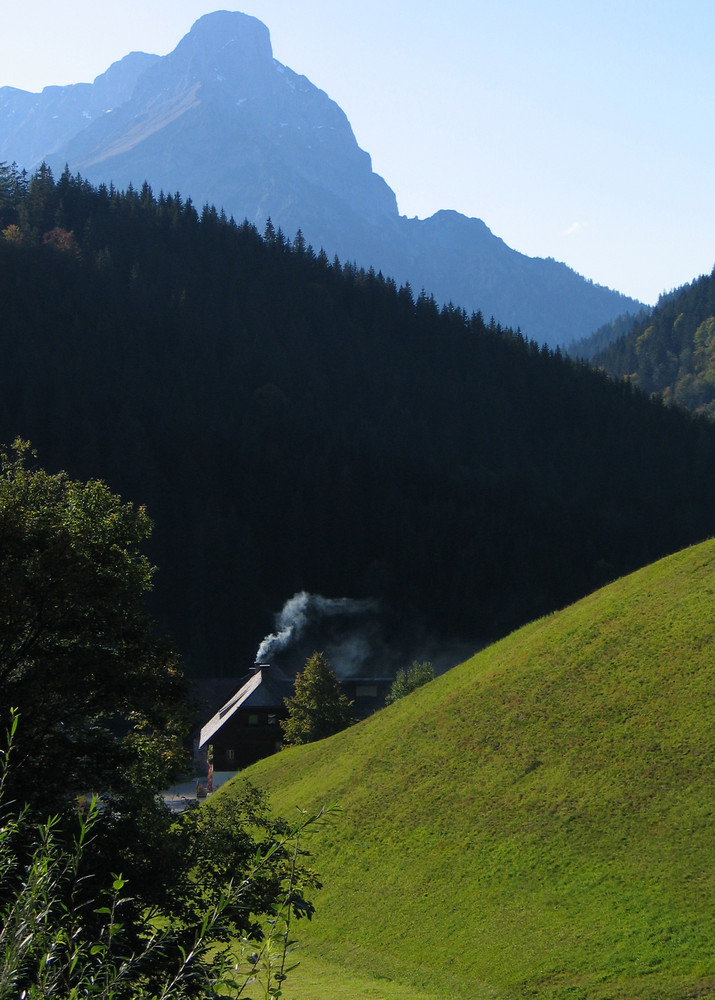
[{"xmin": 384, "ymin": 661, "xmax": 435, "ymax": 705}]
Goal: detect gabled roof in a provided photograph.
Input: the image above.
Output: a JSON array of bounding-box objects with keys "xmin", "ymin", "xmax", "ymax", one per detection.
[{"xmin": 198, "ymin": 665, "xmax": 292, "ymax": 748}]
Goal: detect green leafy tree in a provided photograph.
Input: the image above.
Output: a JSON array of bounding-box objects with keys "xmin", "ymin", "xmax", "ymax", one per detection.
[
  {"xmin": 384, "ymin": 661, "xmax": 435, "ymax": 706},
  {"xmin": 0, "ymin": 441, "xmax": 197, "ymax": 989},
  {"xmin": 0, "ymin": 439, "xmax": 189, "ymax": 817},
  {"xmin": 281, "ymin": 652, "xmax": 353, "ymax": 746}
]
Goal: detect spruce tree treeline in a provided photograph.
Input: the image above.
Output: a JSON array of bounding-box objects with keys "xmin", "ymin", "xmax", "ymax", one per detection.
[
  {"xmin": 2, "ymin": 162, "xmax": 715, "ymax": 673},
  {"xmin": 590, "ymin": 268, "xmax": 715, "ymax": 418}
]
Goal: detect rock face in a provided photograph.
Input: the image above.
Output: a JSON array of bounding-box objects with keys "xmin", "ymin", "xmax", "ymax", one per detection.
[
  {"xmin": 0, "ymin": 51, "xmax": 159, "ymax": 169},
  {"xmin": 0, "ymin": 11, "xmax": 639, "ymax": 343}
]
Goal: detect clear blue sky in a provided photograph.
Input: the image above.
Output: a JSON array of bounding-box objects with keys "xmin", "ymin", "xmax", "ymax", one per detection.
[{"xmin": 2, "ymin": 0, "xmax": 714, "ymax": 304}]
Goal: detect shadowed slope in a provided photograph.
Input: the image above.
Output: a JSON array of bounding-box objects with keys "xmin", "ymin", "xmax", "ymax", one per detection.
[{"xmin": 222, "ymin": 539, "xmax": 715, "ymax": 1000}]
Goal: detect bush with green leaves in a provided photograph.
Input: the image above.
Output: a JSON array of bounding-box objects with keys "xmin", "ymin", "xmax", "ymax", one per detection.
[
  {"xmin": 384, "ymin": 661, "xmax": 434, "ymax": 705},
  {"xmin": 0, "ymin": 438, "xmax": 189, "ymax": 819},
  {"xmin": 0, "ymin": 711, "xmax": 329, "ymax": 999}
]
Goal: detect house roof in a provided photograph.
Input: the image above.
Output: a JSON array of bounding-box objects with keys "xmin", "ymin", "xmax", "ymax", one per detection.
[{"xmin": 198, "ymin": 665, "xmax": 293, "ymax": 748}]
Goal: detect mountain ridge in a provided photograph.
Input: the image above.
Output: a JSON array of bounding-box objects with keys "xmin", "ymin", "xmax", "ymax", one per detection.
[
  {"xmin": 0, "ymin": 50, "xmax": 159, "ymax": 167},
  {"xmin": 0, "ymin": 10, "xmax": 639, "ymax": 345}
]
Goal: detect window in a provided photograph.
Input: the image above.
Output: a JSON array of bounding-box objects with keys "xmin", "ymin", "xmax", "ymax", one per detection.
[
  {"xmin": 267, "ymin": 713, "xmax": 277, "ymax": 725},
  {"xmin": 356, "ymin": 685, "xmax": 377, "ymax": 698},
  {"xmin": 225, "ymin": 748, "xmax": 235, "ymax": 762},
  {"xmin": 248, "ymin": 714, "xmax": 259, "ymax": 726}
]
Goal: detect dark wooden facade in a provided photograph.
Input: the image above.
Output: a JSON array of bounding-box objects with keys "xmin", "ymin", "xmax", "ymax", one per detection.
[
  {"xmin": 198, "ymin": 666, "xmax": 395, "ymax": 769},
  {"xmin": 198, "ymin": 664, "xmax": 292, "ymax": 770}
]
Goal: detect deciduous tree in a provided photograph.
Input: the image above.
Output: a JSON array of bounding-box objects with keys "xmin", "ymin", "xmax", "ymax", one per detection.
[{"xmin": 0, "ymin": 439, "xmax": 188, "ymax": 816}]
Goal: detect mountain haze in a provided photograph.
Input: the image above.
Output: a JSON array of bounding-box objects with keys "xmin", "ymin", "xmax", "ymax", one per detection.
[{"xmin": 0, "ymin": 10, "xmax": 640, "ymax": 346}]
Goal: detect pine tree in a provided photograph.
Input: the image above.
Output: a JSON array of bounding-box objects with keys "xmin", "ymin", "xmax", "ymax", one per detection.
[{"xmin": 281, "ymin": 651, "xmax": 353, "ymax": 746}]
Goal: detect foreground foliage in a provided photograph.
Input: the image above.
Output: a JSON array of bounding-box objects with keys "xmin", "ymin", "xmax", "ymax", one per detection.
[
  {"xmin": 243, "ymin": 540, "xmax": 715, "ymax": 1000},
  {"xmin": 0, "ymin": 712, "xmax": 326, "ymax": 1000},
  {"xmin": 0, "ymin": 719, "xmax": 327, "ymax": 998}
]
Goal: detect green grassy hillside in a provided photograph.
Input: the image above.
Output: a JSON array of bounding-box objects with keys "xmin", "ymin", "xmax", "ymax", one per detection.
[{"xmin": 216, "ymin": 540, "xmax": 715, "ymax": 1000}]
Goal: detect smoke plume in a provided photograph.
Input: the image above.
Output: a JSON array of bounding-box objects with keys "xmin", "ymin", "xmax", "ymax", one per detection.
[
  {"xmin": 255, "ymin": 592, "xmax": 475, "ymax": 679},
  {"xmin": 255, "ymin": 592, "xmax": 378, "ymax": 669}
]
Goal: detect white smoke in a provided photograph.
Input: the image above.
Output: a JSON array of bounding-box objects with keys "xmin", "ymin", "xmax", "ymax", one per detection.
[
  {"xmin": 254, "ymin": 591, "xmax": 475, "ymax": 680},
  {"xmin": 255, "ymin": 591, "xmax": 378, "ymax": 665}
]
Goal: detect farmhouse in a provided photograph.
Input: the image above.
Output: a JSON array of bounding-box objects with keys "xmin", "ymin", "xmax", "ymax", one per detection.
[
  {"xmin": 198, "ymin": 664, "xmax": 395, "ymax": 770},
  {"xmin": 198, "ymin": 663, "xmax": 292, "ymax": 770}
]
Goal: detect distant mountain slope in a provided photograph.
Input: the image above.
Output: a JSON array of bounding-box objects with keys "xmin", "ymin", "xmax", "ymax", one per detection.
[
  {"xmin": 0, "ymin": 51, "xmax": 159, "ymax": 168},
  {"xmin": 1, "ymin": 169, "xmax": 714, "ymax": 674},
  {"xmin": 0, "ymin": 10, "xmax": 640, "ymax": 346},
  {"xmin": 592, "ymin": 267, "xmax": 715, "ymax": 418},
  {"xmin": 238, "ymin": 538, "xmax": 715, "ymax": 1000},
  {"xmin": 567, "ymin": 307, "xmax": 651, "ymax": 361}
]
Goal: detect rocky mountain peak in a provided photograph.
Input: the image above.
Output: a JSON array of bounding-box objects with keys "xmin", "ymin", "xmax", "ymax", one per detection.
[{"xmin": 160, "ymin": 10, "xmax": 274, "ymax": 92}]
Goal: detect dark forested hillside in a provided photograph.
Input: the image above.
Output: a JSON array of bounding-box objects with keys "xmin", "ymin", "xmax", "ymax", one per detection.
[
  {"xmin": 2, "ymin": 164, "xmax": 715, "ymax": 675},
  {"xmin": 590, "ymin": 268, "xmax": 715, "ymax": 418}
]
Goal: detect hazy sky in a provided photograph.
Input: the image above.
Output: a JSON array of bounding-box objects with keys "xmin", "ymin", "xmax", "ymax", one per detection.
[{"xmin": 2, "ymin": 0, "xmax": 714, "ymax": 304}]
